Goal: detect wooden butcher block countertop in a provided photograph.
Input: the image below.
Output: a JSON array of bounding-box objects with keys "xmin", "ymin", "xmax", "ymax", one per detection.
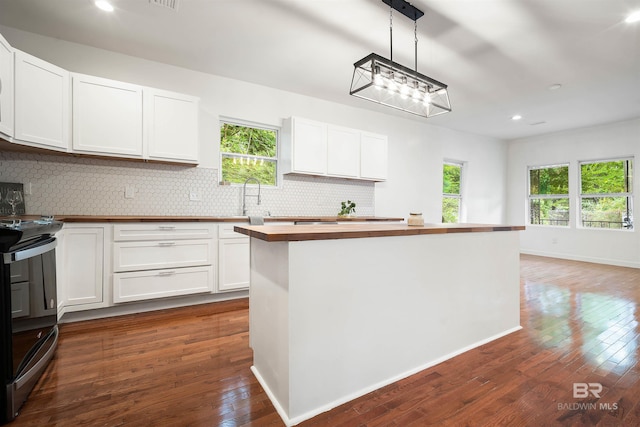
[
  {"xmin": 43, "ymin": 215, "xmax": 404, "ymax": 223},
  {"xmin": 234, "ymin": 223, "xmax": 526, "ymax": 242}
]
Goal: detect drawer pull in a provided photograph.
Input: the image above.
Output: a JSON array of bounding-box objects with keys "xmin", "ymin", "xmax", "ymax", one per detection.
[
  {"xmin": 158, "ymin": 226, "xmax": 176, "ymax": 230},
  {"xmin": 157, "ymin": 271, "xmax": 176, "ymax": 276},
  {"xmin": 157, "ymin": 242, "xmax": 176, "ymax": 246}
]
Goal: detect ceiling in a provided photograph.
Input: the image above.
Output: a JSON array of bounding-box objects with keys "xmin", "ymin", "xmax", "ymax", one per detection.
[{"xmin": 0, "ymin": 0, "xmax": 639, "ymax": 140}]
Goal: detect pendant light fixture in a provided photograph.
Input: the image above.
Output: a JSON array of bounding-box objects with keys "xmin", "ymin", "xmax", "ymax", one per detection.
[{"xmin": 350, "ymin": 0, "xmax": 451, "ymax": 118}]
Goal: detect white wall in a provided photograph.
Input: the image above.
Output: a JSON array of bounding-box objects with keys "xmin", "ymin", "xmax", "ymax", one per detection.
[
  {"xmin": 507, "ymin": 118, "xmax": 640, "ymax": 267},
  {"xmin": 0, "ymin": 25, "xmax": 507, "ymax": 223}
]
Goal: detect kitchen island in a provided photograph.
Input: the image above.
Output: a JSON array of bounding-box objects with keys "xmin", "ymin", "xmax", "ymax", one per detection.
[{"xmin": 234, "ymin": 223, "xmax": 525, "ymax": 426}]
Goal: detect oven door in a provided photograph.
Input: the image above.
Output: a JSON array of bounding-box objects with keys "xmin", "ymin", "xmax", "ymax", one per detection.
[{"xmin": 3, "ymin": 237, "xmax": 58, "ymax": 421}]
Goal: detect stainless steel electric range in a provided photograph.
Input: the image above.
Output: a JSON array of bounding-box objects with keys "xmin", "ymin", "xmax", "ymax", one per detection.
[{"xmin": 0, "ymin": 217, "xmax": 63, "ymax": 424}]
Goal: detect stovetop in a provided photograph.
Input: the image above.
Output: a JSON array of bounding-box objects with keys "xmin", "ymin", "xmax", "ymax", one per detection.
[
  {"xmin": 0, "ymin": 216, "xmax": 64, "ymax": 253},
  {"xmin": 0, "ymin": 216, "xmax": 56, "ymax": 229}
]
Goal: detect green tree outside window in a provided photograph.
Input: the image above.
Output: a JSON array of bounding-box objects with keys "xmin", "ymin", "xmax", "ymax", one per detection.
[
  {"xmin": 580, "ymin": 159, "xmax": 633, "ymax": 229},
  {"xmin": 442, "ymin": 162, "xmax": 462, "ymax": 223},
  {"xmin": 528, "ymin": 164, "xmax": 569, "ymax": 226},
  {"xmin": 220, "ymin": 122, "xmax": 278, "ymax": 185}
]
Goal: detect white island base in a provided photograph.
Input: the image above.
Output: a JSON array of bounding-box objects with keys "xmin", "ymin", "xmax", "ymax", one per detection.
[{"xmin": 246, "ymin": 227, "xmax": 522, "ymax": 426}]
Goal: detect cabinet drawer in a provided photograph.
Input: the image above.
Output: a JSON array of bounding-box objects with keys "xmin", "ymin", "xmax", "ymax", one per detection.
[
  {"xmin": 113, "ymin": 239, "xmax": 212, "ymax": 272},
  {"xmin": 113, "ymin": 223, "xmax": 215, "ymax": 241},
  {"xmin": 113, "ymin": 266, "xmax": 213, "ymax": 303},
  {"xmin": 218, "ymin": 223, "xmax": 250, "ymax": 239}
]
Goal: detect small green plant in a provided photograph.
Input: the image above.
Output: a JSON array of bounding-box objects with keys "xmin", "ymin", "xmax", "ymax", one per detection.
[{"xmin": 338, "ymin": 200, "xmax": 356, "ymax": 216}]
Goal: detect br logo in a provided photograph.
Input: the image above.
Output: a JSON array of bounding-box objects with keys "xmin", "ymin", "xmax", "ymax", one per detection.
[{"xmin": 573, "ymin": 383, "xmax": 602, "ymax": 398}]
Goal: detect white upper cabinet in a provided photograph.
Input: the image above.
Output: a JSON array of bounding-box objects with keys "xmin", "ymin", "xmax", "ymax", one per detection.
[
  {"xmin": 144, "ymin": 88, "xmax": 199, "ymax": 163},
  {"xmin": 0, "ymin": 33, "xmax": 14, "ymax": 138},
  {"xmin": 360, "ymin": 132, "xmax": 388, "ymax": 181},
  {"xmin": 283, "ymin": 116, "xmax": 387, "ymax": 181},
  {"xmin": 327, "ymin": 125, "xmax": 360, "ymax": 178},
  {"xmin": 289, "ymin": 117, "xmax": 327, "ymax": 175},
  {"xmin": 0, "ymin": 30, "xmax": 199, "ymax": 163},
  {"xmin": 72, "ymin": 73, "xmax": 143, "ymax": 158},
  {"xmin": 14, "ymin": 50, "xmax": 70, "ymax": 151}
]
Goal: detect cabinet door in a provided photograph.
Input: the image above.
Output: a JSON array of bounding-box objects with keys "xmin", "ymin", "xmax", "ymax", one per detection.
[
  {"xmin": 62, "ymin": 227, "xmax": 104, "ymax": 306},
  {"xmin": 360, "ymin": 132, "xmax": 388, "ymax": 181},
  {"xmin": 14, "ymin": 50, "xmax": 69, "ymax": 151},
  {"xmin": 145, "ymin": 88, "xmax": 199, "ymax": 163},
  {"xmin": 218, "ymin": 238, "xmax": 250, "ymax": 291},
  {"xmin": 72, "ymin": 73, "xmax": 143, "ymax": 157},
  {"xmin": 0, "ymin": 32, "xmax": 14, "ymax": 138},
  {"xmin": 292, "ymin": 117, "xmax": 327, "ymax": 175},
  {"xmin": 327, "ymin": 125, "xmax": 360, "ymax": 178}
]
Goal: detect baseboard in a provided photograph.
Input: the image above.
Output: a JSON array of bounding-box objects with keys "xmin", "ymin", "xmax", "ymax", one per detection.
[
  {"xmin": 254, "ymin": 325, "xmax": 523, "ymax": 426},
  {"xmin": 520, "ymin": 250, "xmax": 640, "ymax": 269},
  {"xmin": 251, "ymin": 366, "xmax": 293, "ymax": 426},
  {"xmin": 58, "ymin": 291, "xmax": 248, "ymax": 323}
]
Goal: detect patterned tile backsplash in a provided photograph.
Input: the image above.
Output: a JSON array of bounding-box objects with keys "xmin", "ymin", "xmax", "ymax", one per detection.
[{"xmin": 0, "ymin": 151, "xmax": 375, "ymax": 217}]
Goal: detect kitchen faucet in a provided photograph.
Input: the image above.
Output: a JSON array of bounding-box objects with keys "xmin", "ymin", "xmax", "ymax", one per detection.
[{"xmin": 242, "ymin": 177, "xmax": 261, "ymax": 216}]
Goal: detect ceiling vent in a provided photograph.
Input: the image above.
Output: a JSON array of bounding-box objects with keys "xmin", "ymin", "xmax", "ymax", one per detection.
[{"xmin": 149, "ymin": 0, "xmax": 180, "ymax": 12}]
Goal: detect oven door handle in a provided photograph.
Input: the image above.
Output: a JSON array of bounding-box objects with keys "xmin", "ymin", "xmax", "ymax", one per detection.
[{"xmin": 3, "ymin": 238, "xmax": 57, "ymax": 264}]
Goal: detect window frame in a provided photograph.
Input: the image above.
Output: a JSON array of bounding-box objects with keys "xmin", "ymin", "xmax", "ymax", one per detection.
[
  {"xmin": 219, "ymin": 117, "xmax": 280, "ymax": 188},
  {"xmin": 527, "ymin": 163, "xmax": 570, "ymax": 227},
  {"xmin": 442, "ymin": 160, "xmax": 464, "ymax": 223},
  {"xmin": 578, "ymin": 157, "xmax": 633, "ymax": 230}
]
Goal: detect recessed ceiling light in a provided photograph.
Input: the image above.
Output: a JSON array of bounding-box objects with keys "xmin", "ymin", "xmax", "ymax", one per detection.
[
  {"xmin": 625, "ymin": 10, "xmax": 640, "ymax": 23},
  {"xmin": 511, "ymin": 115, "xmax": 522, "ymax": 121},
  {"xmin": 548, "ymin": 83, "xmax": 562, "ymax": 91},
  {"xmin": 95, "ymin": 0, "xmax": 114, "ymax": 12}
]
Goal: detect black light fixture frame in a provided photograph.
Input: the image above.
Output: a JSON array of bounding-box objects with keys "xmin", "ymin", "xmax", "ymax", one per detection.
[
  {"xmin": 350, "ymin": 0, "xmax": 451, "ymax": 118},
  {"xmin": 382, "ymin": 0, "xmax": 424, "ymax": 21}
]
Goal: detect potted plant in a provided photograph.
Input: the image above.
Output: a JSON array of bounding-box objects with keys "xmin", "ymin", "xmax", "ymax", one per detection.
[{"xmin": 338, "ymin": 200, "xmax": 356, "ymax": 217}]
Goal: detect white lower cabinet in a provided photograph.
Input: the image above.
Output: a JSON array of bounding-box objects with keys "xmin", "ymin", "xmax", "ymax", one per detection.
[
  {"xmin": 218, "ymin": 238, "xmax": 250, "ymax": 292},
  {"xmin": 56, "ymin": 221, "xmax": 258, "ymax": 316},
  {"xmin": 112, "ymin": 222, "xmax": 216, "ymax": 303},
  {"xmin": 57, "ymin": 225, "xmax": 107, "ymax": 311},
  {"xmin": 113, "ymin": 266, "xmax": 213, "ymax": 303},
  {"xmin": 217, "ymin": 224, "xmax": 250, "ymax": 292}
]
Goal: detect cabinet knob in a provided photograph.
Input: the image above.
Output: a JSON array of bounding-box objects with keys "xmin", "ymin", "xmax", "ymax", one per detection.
[
  {"xmin": 157, "ymin": 241, "xmax": 176, "ymax": 246},
  {"xmin": 158, "ymin": 226, "xmax": 176, "ymax": 230}
]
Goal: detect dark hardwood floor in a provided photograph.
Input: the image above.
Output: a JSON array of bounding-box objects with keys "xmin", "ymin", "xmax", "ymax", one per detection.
[{"xmin": 10, "ymin": 254, "xmax": 640, "ymax": 426}]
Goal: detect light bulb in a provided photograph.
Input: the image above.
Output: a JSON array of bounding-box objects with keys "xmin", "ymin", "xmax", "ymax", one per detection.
[
  {"xmin": 424, "ymin": 93, "xmax": 432, "ymax": 105},
  {"xmin": 373, "ymin": 66, "xmax": 384, "ymax": 87},
  {"xmin": 412, "ymin": 83, "xmax": 421, "ymax": 103},
  {"xmin": 387, "ymin": 77, "xmax": 397, "ymax": 93},
  {"xmin": 400, "ymin": 77, "xmax": 410, "ymax": 99}
]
